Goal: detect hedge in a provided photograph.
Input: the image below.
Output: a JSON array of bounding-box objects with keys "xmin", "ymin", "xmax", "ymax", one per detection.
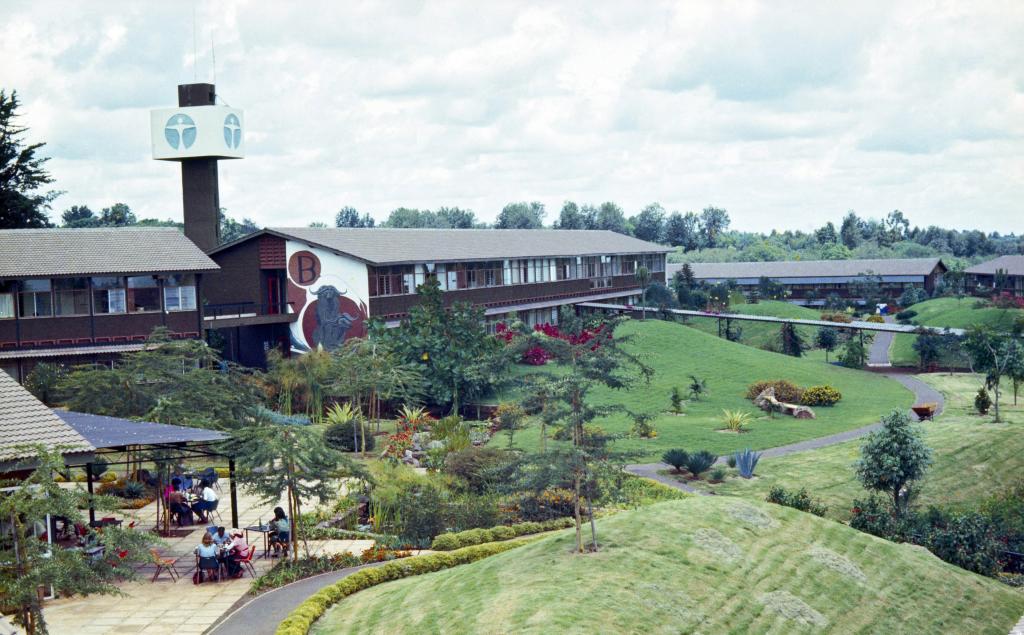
[
  {"xmin": 275, "ymin": 538, "xmax": 535, "ymax": 635},
  {"xmin": 430, "ymin": 517, "xmax": 575, "ymax": 551}
]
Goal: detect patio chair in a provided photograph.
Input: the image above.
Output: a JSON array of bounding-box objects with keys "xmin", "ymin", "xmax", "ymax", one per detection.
[
  {"xmin": 237, "ymin": 547, "xmax": 257, "ymax": 579},
  {"xmin": 150, "ymin": 549, "xmax": 180, "ymax": 583},
  {"xmin": 206, "ymin": 499, "xmax": 223, "ymax": 524}
]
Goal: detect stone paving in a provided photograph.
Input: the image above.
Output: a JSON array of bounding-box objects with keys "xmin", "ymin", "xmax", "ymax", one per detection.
[{"xmin": 37, "ymin": 479, "xmax": 373, "ymax": 635}]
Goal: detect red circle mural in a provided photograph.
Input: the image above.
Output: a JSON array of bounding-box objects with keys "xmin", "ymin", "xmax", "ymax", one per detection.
[
  {"xmin": 300, "ymin": 294, "xmax": 367, "ymax": 351},
  {"xmin": 288, "ymin": 250, "xmax": 321, "ymax": 286}
]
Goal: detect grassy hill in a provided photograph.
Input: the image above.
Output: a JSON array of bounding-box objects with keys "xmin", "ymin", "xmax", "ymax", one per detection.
[
  {"xmin": 490, "ymin": 319, "xmax": 913, "ymax": 460},
  {"xmin": 890, "ymin": 297, "xmax": 1022, "ymax": 366},
  {"xmin": 690, "ymin": 374, "xmax": 1024, "ymax": 519},
  {"xmin": 681, "ymin": 300, "xmax": 822, "ymax": 351},
  {"xmin": 311, "ymin": 496, "xmax": 1024, "ymax": 634}
]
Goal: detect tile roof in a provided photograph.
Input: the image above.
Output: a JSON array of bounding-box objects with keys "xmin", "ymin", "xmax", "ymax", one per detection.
[
  {"xmin": 0, "ymin": 228, "xmax": 219, "ymax": 278},
  {"xmin": 669, "ymin": 257, "xmax": 945, "ymax": 280},
  {"xmin": 0, "ymin": 371, "xmax": 94, "ymax": 464},
  {"xmin": 213, "ymin": 228, "xmax": 671, "ymax": 265},
  {"xmin": 965, "ymin": 255, "xmax": 1024, "ymax": 276}
]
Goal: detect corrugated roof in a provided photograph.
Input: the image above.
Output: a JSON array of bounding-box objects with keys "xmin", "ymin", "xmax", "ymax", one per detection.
[
  {"xmin": 0, "ymin": 343, "xmax": 148, "ymax": 360},
  {"xmin": 0, "ymin": 228, "xmax": 219, "ymax": 278},
  {"xmin": 214, "ymin": 228, "xmax": 670, "ymax": 265},
  {"xmin": 55, "ymin": 411, "xmax": 227, "ymax": 450},
  {"xmin": 0, "ymin": 371, "xmax": 94, "ymax": 464},
  {"xmin": 965, "ymin": 255, "xmax": 1024, "ymax": 276},
  {"xmin": 668, "ymin": 258, "xmax": 945, "ymax": 280}
]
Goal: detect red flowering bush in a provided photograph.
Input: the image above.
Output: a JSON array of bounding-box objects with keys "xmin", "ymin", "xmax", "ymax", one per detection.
[
  {"xmin": 992, "ymin": 292, "xmax": 1024, "ymax": 309},
  {"xmin": 523, "ymin": 346, "xmax": 552, "ymax": 365},
  {"xmin": 498, "ymin": 321, "xmax": 609, "ymax": 365}
]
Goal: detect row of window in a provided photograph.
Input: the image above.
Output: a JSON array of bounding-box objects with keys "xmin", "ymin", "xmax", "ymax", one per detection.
[
  {"xmin": 0, "ymin": 275, "xmax": 197, "ymax": 319},
  {"xmin": 369, "ymin": 254, "xmax": 664, "ymax": 297}
]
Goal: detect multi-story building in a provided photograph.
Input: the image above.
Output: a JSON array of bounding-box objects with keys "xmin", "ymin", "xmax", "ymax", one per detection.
[
  {"xmin": 668, "ymin": 257, "xmax": 947, "ymax": 306},
  {"xmin": 0, "ymin": 228, "xmax": 219, "ymax": 381},
  {"xmin": 203, "ymin": 227, "xmax": 669, "ymax": 366},
  {"xmin": 966, "ymin": 255, "xmax": 1024, "ymax": 296}
]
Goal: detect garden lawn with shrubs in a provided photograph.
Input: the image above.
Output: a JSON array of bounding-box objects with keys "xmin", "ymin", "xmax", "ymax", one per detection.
[
  {"xmin": 492, "ymin": 319, "xmax": 912, "ymax": 460},
  {"xmin": 309, "ymin": 496, "xmax": 1024, "ymax": 635},
  {"xmin": 692, "ymin": 374, "xmax": 1024, "ymax": 520},
  {"xmin": 889, "ymin": 297, "xmax": 1022, "ymax": 366},
  {"xmin": 678, "ymin": 300, "xmax": 822, "ymax": 351}
]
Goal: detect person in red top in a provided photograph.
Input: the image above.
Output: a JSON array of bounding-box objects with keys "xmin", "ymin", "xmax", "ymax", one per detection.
[{"xmin": 224, "ymin": 528, "xmax": 250, "ymax": 578}]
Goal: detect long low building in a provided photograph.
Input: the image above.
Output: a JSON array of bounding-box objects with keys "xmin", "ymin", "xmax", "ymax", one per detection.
[
  {"xmin": 0, "ymin": 228, "xmax": 219, "ymax": 382},
  {"xmin": 966, "ymin": 255, "xmax": 1024, "ymax": 296},
  {"xmin": 203, "ymin": 227, "xmax": 669, "ymax": 366},
  {"xmin": 667, "ymin": 257, "xmax": 946, "ymax": 306}
]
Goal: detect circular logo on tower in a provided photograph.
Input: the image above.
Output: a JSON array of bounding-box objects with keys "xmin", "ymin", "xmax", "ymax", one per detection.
[
  {"xmin": 223, "ymin": 113, "xmax": 241, "ymax": 149},
  {"xmin": 164, "ymin": 114, "xmax": 196, "ymax": 150}
]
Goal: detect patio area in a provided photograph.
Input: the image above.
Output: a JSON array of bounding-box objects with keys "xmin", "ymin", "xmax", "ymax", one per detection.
[{"xmin": 39, "ymin": 478, "xmax": 373, "ymax": 635}]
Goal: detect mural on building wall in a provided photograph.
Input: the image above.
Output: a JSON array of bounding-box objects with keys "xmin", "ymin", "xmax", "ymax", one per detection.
[{"xmin": 285, "ymin": 243, "xmax": 369, "ymax": 353}]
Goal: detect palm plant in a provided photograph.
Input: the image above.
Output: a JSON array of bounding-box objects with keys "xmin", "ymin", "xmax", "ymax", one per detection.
[
  {"xmin": 684, "ymin": 450, "xmax": 717, "ymax": 477},
  {"xmin": 662, "ymin": 448, "xmax": 688, "ymax": 473},
  {"xmin": 721, "ymin": 409, "xmax": 753, "ymax": 433}
]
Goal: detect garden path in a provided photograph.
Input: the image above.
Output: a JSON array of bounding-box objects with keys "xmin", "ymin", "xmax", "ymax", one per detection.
[
  {"xmin": 626, "ymin": 372, "xmax": 943, "ymax": 494},
  {"xmin": 867, "ymin": 316, "xmax": 896, "ymax": 366},
  {"xmin": 1011, "ymin": 612, "xmax": 1024, "ymax": 635}
]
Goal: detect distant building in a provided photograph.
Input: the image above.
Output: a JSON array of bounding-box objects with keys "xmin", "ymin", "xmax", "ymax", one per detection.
[
  {"xmin": 667, "ymin": 258, "xmax": 946, "ymax": 306},
  {"xmin": 965, "ymin": 255, "xmax": 1024, "ymax": 296},
  {"xmin": 203, "ymin": 227, "xmax": 669, "ymax": 367},
  {"xmin": 0, "ymin": 228, "xmax": 219, "ymax": 381}
]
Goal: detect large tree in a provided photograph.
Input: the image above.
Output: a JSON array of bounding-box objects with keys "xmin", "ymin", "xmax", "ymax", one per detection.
[
  {"xmin": 435, "ymin": 206, "xmax": 478, "ymax": 228},
  {"xmin": 0, "ymin": 90, "xmax": 57, "ymax": 228},
  {"xmin": 855, "ymin": 409, "xmax": 931, "ymax": 516},
  {"xmin": 61, "ymin": 204, "xmax": 98, "ymax": 228},
  {"xmin": 595, "ymin": 201, "xmax": 629, "ymax": 235},
  {"xmin": 665, "ymin": 211, "xmax": 700, "ymax": 250},
  {"xmin": 553, "ymin": 201, "xmax": 587, "ymax": 230},
  {"xmin": 495, "ymin": 201, "xmax": 545, "ymax": 229},
  {"xmin": 219, "ymin": 208, "xmax": 259, "ymax": 244},
  {"xmin": 99, "ymin": 202, "xmax": 136, "ymax": 226},
  {"xmin": 698, "ymin": 206, "xmax": 729, "ymax": 248},
  {"xmin": 630, "ymin": 203, "xmax": 666, "ymax": 243},
  {"xmin": 335, "ymin": 206, "xmax": 375, "ymax": 228},
  {"xmin": 963, "ymin": 327, "xmax": 1023, "ymax": 422}
]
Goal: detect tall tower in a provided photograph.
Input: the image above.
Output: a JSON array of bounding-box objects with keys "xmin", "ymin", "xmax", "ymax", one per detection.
[{"xmin": 151, "ymin": 83, "xmax": 244, "ymax": 252}]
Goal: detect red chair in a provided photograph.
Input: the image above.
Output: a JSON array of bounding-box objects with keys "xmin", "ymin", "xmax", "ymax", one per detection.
[{"xmin": 237, "ymin": 547, "xmax": 257, "ymax": 579}]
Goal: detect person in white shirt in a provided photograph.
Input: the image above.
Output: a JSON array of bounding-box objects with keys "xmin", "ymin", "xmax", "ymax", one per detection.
[{"xmin": 190, "ymin": 479, "xmax": 219, "ymax": 523}]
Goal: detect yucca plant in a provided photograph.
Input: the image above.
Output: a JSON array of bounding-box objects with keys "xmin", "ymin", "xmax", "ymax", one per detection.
[
  {"xmin": 684, "ymin": 450, "xmax": 717, "ymax": 477},
  {"xmin": 734, "ymin": 448, "xmax": 762, "ymax": 479},
  {"xmin": 721, "ymin": 409, "xmax": 753, "ymax": 433}
]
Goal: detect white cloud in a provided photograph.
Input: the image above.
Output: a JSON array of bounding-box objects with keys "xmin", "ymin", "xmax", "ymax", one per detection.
[{"xmin": 1, "ymin": 0, "xmax": 1021, "ymax": 233}]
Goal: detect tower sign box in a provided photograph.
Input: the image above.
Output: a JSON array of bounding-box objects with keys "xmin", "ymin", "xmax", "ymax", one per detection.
[{"xmin": 150, "ymin": 106, "xmax": 245, "ymax": 160}]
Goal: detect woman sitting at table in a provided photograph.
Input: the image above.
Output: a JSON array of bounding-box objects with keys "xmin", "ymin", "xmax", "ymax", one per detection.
[
  {"xmin": 168, "ymin": 486, "xmax": 193, "ymax": 526},
  {"xmin": 190, "ymin": 479, "xmax": 219, "ymax": 523},
  {"xmin": 223, "ymin": 528, "xmax": 250, "ymax": 578},
  {"xmin": 269, "ymin": 506, "xmax": 290, "ymax": 557},
  {"xmin": 194, "ymin": 532, "xmax": 220, "ymax": 582}
]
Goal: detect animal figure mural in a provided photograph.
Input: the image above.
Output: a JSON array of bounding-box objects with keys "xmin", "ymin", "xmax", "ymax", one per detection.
[{"xmin": 311, "ymin": 285, "xmax": 358, "ymax": 350}]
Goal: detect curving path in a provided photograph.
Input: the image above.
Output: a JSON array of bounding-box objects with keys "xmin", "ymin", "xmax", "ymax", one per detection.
[
  {"xmin": 626, "ymin": 372, "xmax": 943, "ymax": 494},
  {"xmin": 207, "ymin": 561, "xmax": 388, "ymax": 635},
  {"xmin": 867, "ymin": 316, "xmax": 897, "ymax": 366}
]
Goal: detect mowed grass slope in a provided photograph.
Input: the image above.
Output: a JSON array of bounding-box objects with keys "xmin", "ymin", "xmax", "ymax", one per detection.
[
  {"xmin": 692, "ymin": 374, "xmax": 1024, "ymax": 519},
  {"xmin": 312, "ymin": 497, "xmax": 1024, "ymax": 635},
  {"xmin": 890, "ymin": 297, "xmax": 1022, "ymax": 366},
  {"xmin": 680, "ymin": 300, "xmax": 822, "ymax": 351},
  {"xmin": 494, "ymin": 319, "xmax": 912, "ymax": 460}
]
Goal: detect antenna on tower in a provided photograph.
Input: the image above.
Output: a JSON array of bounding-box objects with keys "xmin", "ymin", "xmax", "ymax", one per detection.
[
  {"xmin": 211, "ymin": 35, "xmax": 217, "ymax": 88},
  {"xmin": 192, "ymin": 4, "xmax": 198, "ymax": 82}
]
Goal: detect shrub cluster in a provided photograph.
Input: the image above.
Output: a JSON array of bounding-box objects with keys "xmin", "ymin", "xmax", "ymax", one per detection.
[
  {"xmin": 766, "ymin": 486, "xmax": 827, "ymax": 517},
  {"xmin": 800, "ymin": 385, "xmax": 842, "ymax": 406},
  {"xmin": 430, "ymin": 517, "xmax": 574, "ymax": 550},
  {"xmin": 865, "ymin": 314, "xmax": 885, "ymax": 323},
  {"xmin": 895, "ymin": 309, "xmax": 917, "ymax": 324},
  {"xmin": 323, "ymin": 420, "xmax": 376, "ymax": 452},
  {"xmin": 819, "ymin": 312, "xmax": 852, "ymax": 324},
  {"xmin": 746, "ymin": 380, "xmax": 804, "ymax": 404},
  {"xmin": 276, "ymin": 539, "xmax": 533, "ymax": 635}
]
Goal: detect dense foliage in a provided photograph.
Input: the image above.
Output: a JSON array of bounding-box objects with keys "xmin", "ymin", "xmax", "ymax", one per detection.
[
  {"xmin": 766, "ymin": 486, "xmax": 828, "ymax": 517},
  {"xmin": 855, "ymin": 409, "xmax": 932, "ymax": 516}
]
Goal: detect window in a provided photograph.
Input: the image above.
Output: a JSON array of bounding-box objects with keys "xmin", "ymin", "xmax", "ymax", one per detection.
[
  {"xmin": 163, "ymin": 274, "xmax": 197, "ymax": 311},
  {"xmin": 127, "ymin": 276, "xmax": 161, "ymax": 312},
  {"xmin": 0, "ymin": 281, "xmax": 14, "ymax": 319},
  {"xmin": 92, "ymin": 276, "xmax": 126, "ymax": 314},
  {"xmin": 19, "ymin": 279, "xmax": 52, "ymax": 317},
  {"xmin": 54, "ymin": 277, "xmax": 90, "ymax": 316}
]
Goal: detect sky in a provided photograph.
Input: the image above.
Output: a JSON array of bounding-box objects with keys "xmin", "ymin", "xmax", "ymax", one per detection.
[{"xmin": 3, "ymin": 0, "xmax": 1023, "ymax": 233}]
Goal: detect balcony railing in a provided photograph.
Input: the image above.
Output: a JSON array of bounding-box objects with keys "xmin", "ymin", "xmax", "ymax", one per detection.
[{"xmin": 203, "ymin": 301, "xmax": 294, "ymax": 320}]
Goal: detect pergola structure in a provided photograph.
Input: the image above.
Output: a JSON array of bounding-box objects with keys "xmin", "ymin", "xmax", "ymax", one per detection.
[{"xmin": 53, "ymin": 411, "xmax": 238, "ymax": 530}]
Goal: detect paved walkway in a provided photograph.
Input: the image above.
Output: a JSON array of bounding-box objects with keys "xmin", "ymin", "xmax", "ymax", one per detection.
[
  {"xmin": 867, "ymin": 316, "xmax": 896, "ymax": 366},
  {"xmin": 1010, "ymin": 612, "xmax": 1024, "ymax": 635},
  {"xmin": 626, "ymin": 372, "xmax": 944, "ymax": 494}
]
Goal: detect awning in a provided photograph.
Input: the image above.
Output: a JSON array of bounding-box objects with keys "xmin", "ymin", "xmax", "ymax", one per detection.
[
  {"xmin": 54, "ymin": 411, "xmax": 228, "ymax": 451},
  {"xmin": 0, "ymin": 343, "xmax": 147, "ymax": 360}
]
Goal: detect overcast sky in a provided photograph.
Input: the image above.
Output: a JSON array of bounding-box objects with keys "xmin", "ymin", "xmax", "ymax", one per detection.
[{"xmin": 3, "ymin": 1, "xmax": 1023, "ymax": 233}]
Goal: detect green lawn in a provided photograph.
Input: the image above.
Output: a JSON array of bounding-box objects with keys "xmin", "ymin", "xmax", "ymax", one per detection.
[
  {"xmin": 889, "ymin": 297, "xmax": 1022, "ymax": 366},
  {"xmin": 680, "ymin": 300, "xmax": 823, "ymax": 352},
  {"xmin": 489, "ymin": 319, "xmax": 913, "ymax": 461},
  {"xmin": 690, "ymin": 373, "xmax": 1024, "ymax": 519},
  {"xmin": 312, "ymin": 496, "xmax": 1024, "ymax": 635}
]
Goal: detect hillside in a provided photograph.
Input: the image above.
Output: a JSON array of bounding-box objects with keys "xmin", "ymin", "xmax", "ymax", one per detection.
[
  {"xmin": 691, "ymin": 374, "xmax": 1024, "ymax": 519},
  {"xmin": 681, "ymin": 300, "xmax": 822, "ymax": 351},
  {"xmin": 311, "ymin": 497, "xmax": 1024, "ymax": 634},
  {"xmin": 492, "ymin": 319, "xmax": 913, "ymax": 460},
  {"xmin": 890, "ymin": 297, "xmax": 1021, "ymax": 366}
]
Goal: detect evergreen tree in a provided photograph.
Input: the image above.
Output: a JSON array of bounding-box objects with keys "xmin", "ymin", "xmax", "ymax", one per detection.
[
  {"xmin": 630, "ymin": 203, "xmax": 665, "ymax": 243},
  {"xmin": 0, "ymin": 90, "xmax": 57, "ymax": 228},
  {"xmin": 779, "ymin": 322, "xmax": 805, "ymax": 357},
  {"xmin": 855, "ymin": 409, "xmax": 931, "ymax": 516},
  {"xmin": 335, "ymin": 206, "xmax": 375, "ymax": 228}
]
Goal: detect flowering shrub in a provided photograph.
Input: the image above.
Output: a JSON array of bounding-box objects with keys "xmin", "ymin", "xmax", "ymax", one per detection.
[
  {"xmin": 359, "ymin": 545, "xmax": 412, "ymax": 563},
  {"xmin": 381, "ymin": 430, "xmax": 414, "ymax": 460},
  {"xmin": 396, "ymin": 405, "xmax": 434, "ymax": 433},
  {"xmin": 819, "ymin": 312, "xmax": 852, "ymax": 324},
  {"xmin": 746, "ymin": 380, "xmax": 804, "ymax": 404},
  {"xmin": 992, "ymin": 292, "xmax": 1024, "ymax": 309},
  {"xmin": 497, "ymin": 321, "xmax": 608, "ymax": 364},
  {"xmin": 801, "ymin": 385, "xmax": 842, "ymax": 406},
  {"xmin": 522, "ymin": 346, "xmax": 553, "ymax": 365},
  {"xmin": 865, "ymin": 314, "xmax": 885, "ymax": 323}
]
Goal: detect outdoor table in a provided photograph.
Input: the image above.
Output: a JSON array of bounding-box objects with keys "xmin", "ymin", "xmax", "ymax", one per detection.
[{"xmin": 244, "ymin": 524, "xmax": 273, "ymax": 559}]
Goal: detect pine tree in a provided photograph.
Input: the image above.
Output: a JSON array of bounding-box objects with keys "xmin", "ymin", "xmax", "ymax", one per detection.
[{"xmin": 0, "ymin": 90, "xmax": 58, "ymax": 228}]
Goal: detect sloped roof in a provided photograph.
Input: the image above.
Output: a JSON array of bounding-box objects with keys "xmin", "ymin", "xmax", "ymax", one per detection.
[
  {"xmin": 0, "ymin": 371, "xmax": 94, "ymax": 465},
  {"xmin": 0, "ymin": 228, "xmax": 219, "ymax": 278},
  {"xmin": 965, "ymin": 255, "xmax": 1024, "ymax": 276},
  {"xmin": 212, "ymin": 228, "xmax": 671, "ymax": 265},
  {"xmin": 55, "ymin": 411, "xmax": 227, "ymax": 450},
  {"xmin": 669, "ymin": 258, "xmax": 945, "ymax": 280}
]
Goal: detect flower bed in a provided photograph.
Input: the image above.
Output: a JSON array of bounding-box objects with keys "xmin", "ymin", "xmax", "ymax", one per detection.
[{"xmin": 275, "ymin": 539, "xmax": 535, "ymax": 635}]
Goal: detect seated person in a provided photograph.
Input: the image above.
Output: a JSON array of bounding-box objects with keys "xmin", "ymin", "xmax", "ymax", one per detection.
[
  {"xmin": 211, "ymin": 526, "xmax": 229, "ymax": 547},
  {"xmin": 194, "ymin": 533, "xmax": 220, "ymax": 582},
  {"xmin": 224, "ymin": 528, "xmax": 250, "ymax": 578},
  {"xmin": 189, "ymin": 480, "xmax": 219, "ymax": 523},
  {"xmin": 167, "ymin": 487, "xmax": 193, "ymax": 526},
  {"xmin": 269, "ymin": 506, "xmax": 290, "ymax": 557}
]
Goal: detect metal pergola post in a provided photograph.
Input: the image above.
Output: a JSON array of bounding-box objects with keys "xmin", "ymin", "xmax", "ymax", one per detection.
[
  {"xmin": 85, "ymin": 462, "xmax": 96, "ymax": 525},
  {"xmin": 229, "ymin": 457, "xmax": 239, "ymax": 529}
]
